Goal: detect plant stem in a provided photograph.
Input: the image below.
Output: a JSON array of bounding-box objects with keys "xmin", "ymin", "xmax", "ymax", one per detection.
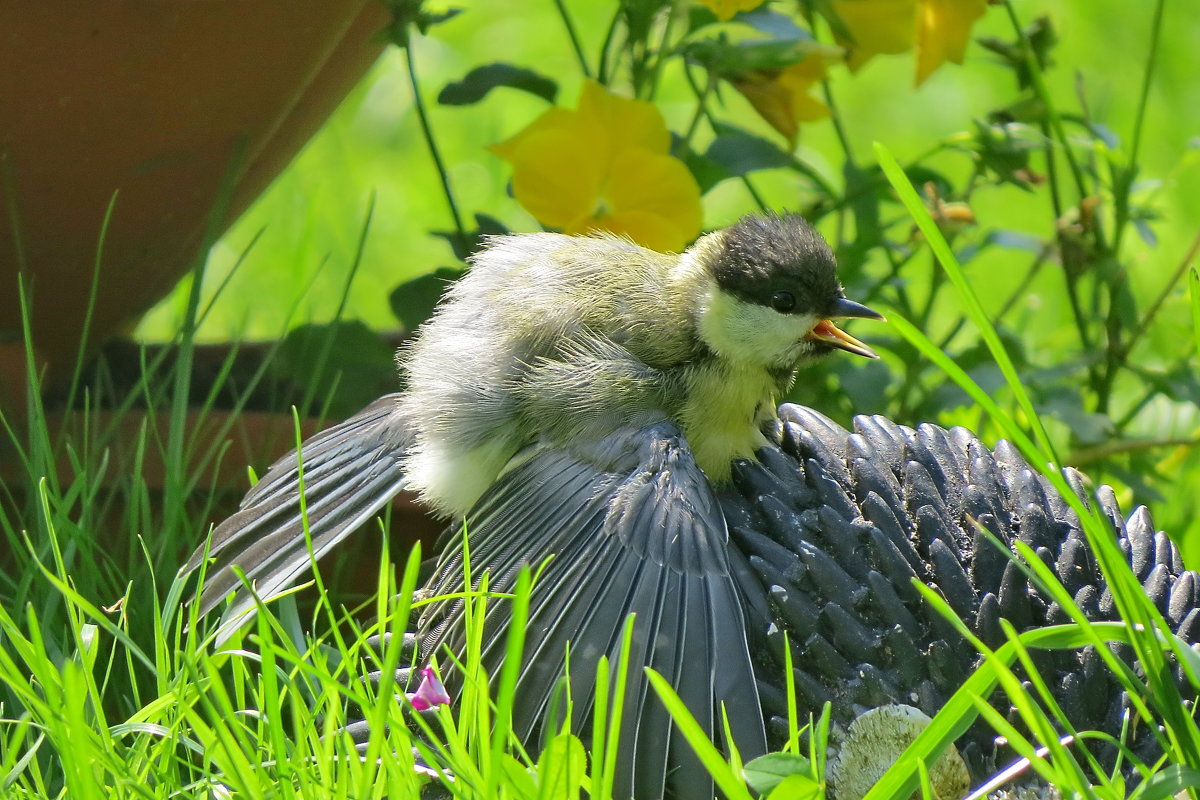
[
  {"xmin": 645, "ymin": 2, "xmax": 678, "ymax": 101},
  {"xmin": 1001, "ymin": 0, "xmax": 1087, "ymax": 200},
  {"xmin": 1120, "ymin": 226, "xmax": 1200, "ymax": 361},
  {"xmin": 0, "ymin": 148, "xmax": 27, "ymax": 272},
  {"xmin": 993, "ymin": 246, "xmax": 1050, "ymax": 326},
  {"xmin": 1096, "ymin": 0, "xmax": 1168, "ymax": 412},
  {"xmin": 552, "ymin": 0, "xmax": 592, "ymax": 78},
  {"xmin": 404, "ymin": 41, "xmax": 467, "ymax": 243},
  {"xmin": 1112, "ymin": 0, "xmax": 1166, "ymax": 258},
  {"xmin": 299, "ymin": 194, "xmax": 376, "ymax": 417},
  {"xmin": 1037, "ymin": 107, "xmax": 1097, "ymax": 391},
  {"xmin": 597, "ymin": 10, "xmax": 622, "ymax": 85},
  {"xmin": 166, "ymin": 137, "xmax": 245, "ymax": 531},
  {"xmin": 1068, "ymin": 435, "xmax": 1200, "ymax": 468},
  {"xmin": 681, "ymin": 66, "xmax": 769, "ymax": 212},
  {"xmin": 820, "ymin": 81, "xmax": 856, "ymax": 169},
  {"xmin": 64, "ymin": 191, "xmax": 119, "ymax": 420},
  {"xmin": 1113, "ymin": 354, "xmax": 1190, "ymax": 431},
  {"xmin": 680, "ymin": 66, "xmax": 712, "ymax": 148}
]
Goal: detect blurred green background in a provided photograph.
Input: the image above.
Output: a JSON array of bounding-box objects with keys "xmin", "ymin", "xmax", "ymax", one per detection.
[{"xmin": 138, "ymin": 0, "xmax": 1199, "ymax": 343}]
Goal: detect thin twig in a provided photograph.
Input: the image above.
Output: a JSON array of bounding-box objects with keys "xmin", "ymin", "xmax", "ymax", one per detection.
[
  {"xmin": 552, "ymin": 0, "xmax": 592, "ymax": 78},
  {"xmin": 993, "ymin": 246, "xmax": 1051, "ymax": 326},
  {"xmin": 681, "ymin": 66, "xmax": 769, "ymax": 212},
  {"xmin": 1002, "ymin": 0, "xmax": 1087, "ymax": 198},
  {"xmin": 404, "ymin": 42, "xmax": 466, "ymax": 242},
  {"xmin": 1121, "ymin": 226, "xmax": 1200, "ymax": 360},
  {"xmin": 644, "ymin": 3, "xmax": 677, "ymax": 101},
  {"xmin": 1068, "ymin": 436, "xmax": 1200, "ymax": 468},
  {"xmin": 596, "ymin": 10, "xmax": 621, "ymax": 86}
]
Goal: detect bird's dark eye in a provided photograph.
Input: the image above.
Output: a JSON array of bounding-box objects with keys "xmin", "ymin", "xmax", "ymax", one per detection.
[{"xmin": 770, "ymin": 291, "xmax": 796, "ymax": 313}]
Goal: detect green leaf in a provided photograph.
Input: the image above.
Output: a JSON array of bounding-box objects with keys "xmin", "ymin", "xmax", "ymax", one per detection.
[
  {"xmin": 673, "ymin": 135, "xmax": 731, "ymax": 194},
  {"xmin": 1134, "ymin": 218, "xmax": 1159, "ymax": 248},
  {"xmin": 705, "ymin": 130, "xmax": 792, "ymax": 176},
  {"xmin": 434, "ymin": 212, "xmax": 509, "ymax": 262},
  {"xmin": 743, "ymin": 752, "xmax": 814, "ymax": 795},
  {"xmin": 1191, "ymin": 268, "xmax": 1200, "ymax": 365},
  {"xmin": 438, "ymin": 63, "xmax": 558, "ymax": 106},
  {"xmin": 537, "ymin": 733, "xmax": 587, "ymax": 800},
  {"xmin": 380, "ymin": 1, "xmax": 462, "ymax": 48},
  {"xmin": 685, "ymin": 5, "xmax": 720, "ymax": 32},
  {"xmin": 1171, "ymin": 632, "xmax": 1200, "ymax": 690},
  {"xmin": 738, "ymin": 7, "xmax": 811, "ymax": 40},
  {"xmin": 767, "ymin": 773, "xmax": 823, "ymax": 800},
  {"xmin": 645, "ymin": 669, "xmax": 755, "ymax": 800},
  {"xmin": 969, "ymin": 119, "xmax": 1045, "ymax": 188},
  {"xmin": 873, "ymin": 141, "xmax": 1059, "ymax": 464},
  {"xmin": 974, "ymin": 15, "xmax": 1057, "ymax": 90},
  {"xmin": 844, "ymin": 162, "xmax": 883, "ymax": 254},
  {"xmin": 389, "ymin": 266, "xmax": 466, "ymax": 333},
  {"xmin": 500, "ymin": 754, "xmax": 539, "ymax": 798},
  {"xmin": 1137, "ymin": 765, "xmax": 1200, "ymax": 800},
  {"xmin": 1037, "ymin": 397, "xmax": 1113, "ymax": 445},
  {"xmin": 986, "ymin": 229, "xmax": 1045, "ymax": 253},
  {"xmin": 683, "ymin": 34, "xmax": 817, "ymax": 75}
]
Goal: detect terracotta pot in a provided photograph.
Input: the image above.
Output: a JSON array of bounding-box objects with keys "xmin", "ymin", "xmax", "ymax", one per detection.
[{"xmin": 0, "ymin": 2, "xmax": 392, "ymax": 407}]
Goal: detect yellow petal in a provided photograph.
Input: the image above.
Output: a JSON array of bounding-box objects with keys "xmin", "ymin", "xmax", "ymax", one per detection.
[
  {"xmin": 577, "ymin": 79, "xmax": 671, "ymax": 158},
  {"xmin": 915, "ymin": 0, "xmax": 988, "ymax": 84},
  {"xmin": 732, "ymin": 46, "xmax": 839, "ymax": 144},
  {"xmin": 777, "ymin": 46, "xmax": 840, "ymax": 122},
  {"xmin": 599, "ymin": 149, "xmax": 702, "ymax": 251},
  {"xmin": 732, "ymin": 73, "xmax": 799, "ymax": 144},
  {"xmin": 489, "ymin": 108, "xmax": 584, "ymax": 162},
  {"xmin": 591, "ymin": 210, "xmax": 689, "ymax": 253},
  {"xmin": 695, "ymin": 0, "xmax": 762, "ymax": 22},
  {"xmin": 832, "ymin": 0, "xmax": 917, "ymax": 70},
  {"xmin": 786, "ymin": 91, "xmax": 830, "ymax": 123},
  {"xmin": 503, "ymin": 128, "xmax": 605, "ymax": 228},
  {"xmin": 490, "ymin": 81, "xmax": 696, "ymax": 239}
]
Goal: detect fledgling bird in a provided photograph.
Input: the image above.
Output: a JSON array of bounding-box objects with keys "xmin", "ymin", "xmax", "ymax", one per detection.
[{"xmin": 184, "ymin": 211, "xmax": 883, "ymax": 799}]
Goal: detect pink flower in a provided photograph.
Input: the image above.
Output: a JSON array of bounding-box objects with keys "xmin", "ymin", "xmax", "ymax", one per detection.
[{"xmin": 407, "ymin": 666, "xmax": 451, "ymax": 711}]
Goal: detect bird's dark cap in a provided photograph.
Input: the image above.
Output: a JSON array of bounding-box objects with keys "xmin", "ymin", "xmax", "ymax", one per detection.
[{"xmin": 708, "ymin": 212, "xmax": 840, "ymax": 316}]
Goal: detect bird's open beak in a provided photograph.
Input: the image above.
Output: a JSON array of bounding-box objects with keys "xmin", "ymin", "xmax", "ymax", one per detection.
[{"xmin": 804, "ymin": 297, "xmax": 885, "ymax": 359}]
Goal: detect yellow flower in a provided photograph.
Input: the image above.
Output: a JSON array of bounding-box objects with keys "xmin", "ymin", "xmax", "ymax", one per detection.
[
  {"xmin": 731, "ymin": 44, "xmax": 844, "ymax": 146},
  {"xmin": 914, "ymin": 0, "xmax": 987, "ymax": 84},
  {"xmin": 831, "ymin": 0, "xmax": 988, "ymax": 84},
  {"xmin": 696, "ymin": 0, "xmax": 762, "ymax": 22},
  {"xmin": 490, "ymin": 80, "xmax": 702, "ymax": 252}
]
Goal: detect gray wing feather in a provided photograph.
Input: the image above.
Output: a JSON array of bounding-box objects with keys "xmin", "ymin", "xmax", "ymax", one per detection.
[
  {"xmin": 418, "ymin": 421, "xmax": 768, "ymax": 799},
  {"xmin": 184, "ymin": 394, "xmax": 410, "ymax": 622}
]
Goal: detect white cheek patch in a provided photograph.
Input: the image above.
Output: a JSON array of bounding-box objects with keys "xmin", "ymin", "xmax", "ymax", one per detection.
[{"xmin": 698, "ymin": 287, "xmax": 819, "ymax": 367}]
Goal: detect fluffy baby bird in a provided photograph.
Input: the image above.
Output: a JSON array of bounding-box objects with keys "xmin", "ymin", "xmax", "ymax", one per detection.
[
  {"xmin": 185, "ymin": 211, "xmax": 882, "ymax": 799},
  {"xmin": 402, "ymin": 211, "xmax": 879, "ymax": 516}
]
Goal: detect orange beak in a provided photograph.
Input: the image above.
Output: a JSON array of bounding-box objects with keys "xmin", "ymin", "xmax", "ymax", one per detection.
[{"xmin": 804, "ymin": 319, "xmax": 880, "ymax": 359}]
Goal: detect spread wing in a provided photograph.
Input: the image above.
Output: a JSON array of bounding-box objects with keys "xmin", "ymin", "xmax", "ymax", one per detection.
[
  {"xmin": 184, "ymin": 394, "xmax": 411, "ymax": 626},
  {"xmin": 418, "ymin": 420, "xmax": 768, "ymax": 799}
]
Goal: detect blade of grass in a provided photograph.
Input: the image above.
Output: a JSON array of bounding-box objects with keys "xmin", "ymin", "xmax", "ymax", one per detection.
[
  {"xmin": 873, "ymin": 140, "xmax": 1059, "ymax": 465},
  {"xmin": 644, "ymin": 668, "xmax": 755, "ymax": 800}
]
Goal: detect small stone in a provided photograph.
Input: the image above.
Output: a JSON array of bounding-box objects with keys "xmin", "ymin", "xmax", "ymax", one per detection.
[{"xmin": 827, "ymin": 704, "xmax": 969, "ymax": 800}]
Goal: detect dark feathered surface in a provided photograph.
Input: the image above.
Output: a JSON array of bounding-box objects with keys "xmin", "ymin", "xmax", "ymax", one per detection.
[
  {"xmin": 725, "ymin": 403, "xmax": 1197, "ymax": 778},
  {"xmin": 416, "ymin": 420, "xmax": 768, "ymax": 800},
  {"xmin": 346, "ymin": 402, "xmax": 1198, "ymax": 794}
]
